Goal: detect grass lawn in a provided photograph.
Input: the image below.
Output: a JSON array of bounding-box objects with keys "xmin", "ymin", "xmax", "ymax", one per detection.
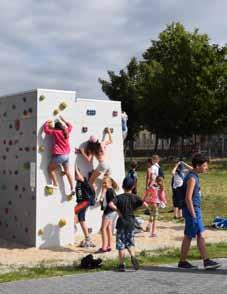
[
  {"xmin": 1, "ymin": 242, "xmax": 227, "ymax": 283},
  {"xmin": 132, "ymin": 159, "xmax": 227, "ymax": 226}
]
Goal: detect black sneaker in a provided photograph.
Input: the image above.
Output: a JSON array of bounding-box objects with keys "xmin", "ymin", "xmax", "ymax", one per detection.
[
  {"xmin": 117, "ymin": 263, "xmax": 126, "ymax": 272},
  {"xmin": 131, "ymin": 256, "xmax": 139, "ymax": 270},
  {"xmin": 178, "ymin": 261, "xmax": 198, "ymax": 269},
  {"xmin": 204, "ymin": 259, "xmax": 221, "ymax": 270}
]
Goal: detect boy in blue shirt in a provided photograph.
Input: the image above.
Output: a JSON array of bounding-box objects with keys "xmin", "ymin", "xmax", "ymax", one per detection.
[{"xmin": 178, "ymin": 154, "xmax": 221, "ymax": 270}]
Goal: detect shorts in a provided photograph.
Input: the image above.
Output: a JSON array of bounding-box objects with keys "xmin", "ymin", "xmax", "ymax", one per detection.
[
  {"xmin": 149, "ymin": 204, "xmax": 159, "ymax": 221},
  {"xmin": 183, "ymin": 207, "xmax": 205, "ymax": 238},
  {"xmin": 51, "ymin": 154, "xmax": 69, "ymax": 166},
  {"xmin": 172, "ymin": 188, "xmax": 184, "ymax": 208},
  {"xmin": 116, "ymin": 229, "xmax": 135, "ymax": 250},
  {"xmin": 77, "ymin": 206, "xmax": 88, "ymax": 222},
  {"xmin": 103, "ymin": 211, "xmax": 116, "ymax": 221},
  {"xmin": 95, "ymin": 161, "xmax": 110, "ymax": 173}
]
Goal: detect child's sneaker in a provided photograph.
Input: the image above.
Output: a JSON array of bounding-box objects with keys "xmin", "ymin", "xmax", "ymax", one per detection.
[
  {"xmin": 204, "ymin": 259, "xmax": 221, "ymax": 270},
  {"xmin": 131, "ymin": 256, "xmax": 139, "ymax": 270},
  {"xmin": 178, "ymin": 261, "xmax": 198, "ymax": 269},
  {"xmin": 117, "ymin": 263, "xmax": 126, "ymax": 272}
]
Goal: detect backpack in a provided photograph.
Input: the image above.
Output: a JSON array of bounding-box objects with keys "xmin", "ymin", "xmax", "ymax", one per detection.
[
  {"xmin": 80, "ymin": 254, "xmax": 102, "ymax": 269},
  {"xmin": 212, "ymin": 216, "xmax": 227, "ymax": 229}
]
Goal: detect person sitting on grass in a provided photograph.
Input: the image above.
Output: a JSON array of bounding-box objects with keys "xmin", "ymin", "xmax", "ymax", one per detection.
[
  {"xmin": 43, "ymin": 116, "xmax": 74, "ymax": 195},
  {"xmin": 178, "ymin": 153, "xmax": 221, "ymax": 270},
  {"xmin": 114, "ymin": 176, "xmax": 148, "ymax": 272}
]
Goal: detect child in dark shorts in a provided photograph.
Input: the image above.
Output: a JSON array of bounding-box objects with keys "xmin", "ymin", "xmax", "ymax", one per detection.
[
  {"xmin": 114, "ymin": 176, "xmax": 147, "ymax": 272},
  {"xmin": 178, "ymin": 154, "xmax": 221, "ymax": 270},
  {"xmin": 74, "ymin": 167, "xmax": 95, "ymax": 248}
]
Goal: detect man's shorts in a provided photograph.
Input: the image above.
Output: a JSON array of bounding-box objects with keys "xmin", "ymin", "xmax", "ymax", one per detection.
[
  {"xmin": 116, "ymin": 229, "xmax": 135, "ymax": 250},
  {"xmin": 172, "ymin": 188, "xmax": 184, "ymax": 208},
  {"xmin": 77, "ymin": 206, "xmax": 88, "ymax": 222},
  {"xmin": 183, "ymin": 206, "xmax": 205, "ymax": 238},
  {"xmin": 51, "ymin": 154, "xmax": 69, "ymax": 166}
]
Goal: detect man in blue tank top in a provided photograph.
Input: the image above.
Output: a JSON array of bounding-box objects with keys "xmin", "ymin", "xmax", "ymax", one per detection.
[{"xmin": 178, "ymin": 153, "xmax": 221, "ymax": 270}]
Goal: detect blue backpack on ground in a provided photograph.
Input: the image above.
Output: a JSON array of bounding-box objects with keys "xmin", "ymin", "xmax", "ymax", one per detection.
[{"xmin": 212, "ymin": 216, "xmax": 227, "ymax": 229}]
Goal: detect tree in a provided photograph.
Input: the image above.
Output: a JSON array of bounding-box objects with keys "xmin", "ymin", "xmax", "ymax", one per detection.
[
  {"xmin": 99, "ymin": 57, "xmax": 141, "ymax": 141},
  {"xmin": 140, "ymin": 23, "xmax": 227, "ymax": 151}
]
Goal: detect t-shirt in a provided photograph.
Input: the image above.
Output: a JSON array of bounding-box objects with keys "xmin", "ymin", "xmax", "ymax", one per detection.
[
  {"xmin": 103, "ymin": 188, "xmax": 116, "ymax": 215},
  {"xmin": 76, "ymin": 179, "xmax": 93, "ymax": 203},
  {"xmin": 115, "ymin": 193, "xmax": 143, "ymax": 230},
  {"xmin": 43, "ymin": 121, "xmax": 72, "ymax": 155},
  {"xmin": 148, "ymin": 163, "xmax": 160, "ymax": 183}
]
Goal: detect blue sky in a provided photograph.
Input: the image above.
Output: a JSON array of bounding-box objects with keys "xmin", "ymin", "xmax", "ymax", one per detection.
[{"xmin": 0, "ymin": 0, "xmax": 226, "ymax": 99}]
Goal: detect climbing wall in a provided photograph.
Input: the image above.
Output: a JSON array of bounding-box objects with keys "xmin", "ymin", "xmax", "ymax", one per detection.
[
  {"xmin": 0, "ymin": 91, "xmax": 37, "ymax": 246},
  {"xmin": 0, "ymin": 89, "xmax": 125, "ymax": 248}
]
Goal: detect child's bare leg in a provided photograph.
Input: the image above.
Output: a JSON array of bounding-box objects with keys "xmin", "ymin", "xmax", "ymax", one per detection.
[
  {"xmin": 127, "ymin": 246, "xmax": 136, "ymax": 257},
  {"xmin": 197, "ymin": 233, "xmax": 209, "ymax": 260},
  {"xmin": 107, "ymin": 221, "xmax": 113, "ymax": 248},
  {"xmin": 48, "ymin": 163, "xmax": 58, "ymax": 186},
  {"xmin": 118, "ymin": 250, "xmax": 125, "ymax": 264},
  {"xmin": 62, "ymin": 164, "xmax": 74, "ymax": 191},
  {"xmin": 101, "ymin": 217, "xmax": 109, "ymax": 249},
  {"xmin": 180, "ymin": 235, "xmax": 192, "ymax": 261},
  {"xmin": 89, "ymin": 169, "xmax": 101, "ymax": 190},
  {"xmin": 80, "ymin": 221, "xmax": 89, "ymax": 239},
  {"xmin": 151, "ymin": 217, "xmax": 157, "ymax": 236}
]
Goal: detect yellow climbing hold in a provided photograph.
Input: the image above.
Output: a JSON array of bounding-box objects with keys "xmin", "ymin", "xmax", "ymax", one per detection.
[
  {"xmin": 38, "ymin": 229, "xmax": 44, "ymax": 236},
  {"xmin": 53, "ymin": 109, "xmax": 59, "ymax": 116},
  {"xmin": 39, "ymin": 95, "xmax": 46, "ymax": 101},
  {"xmin": 45, "ymin": 186, "xmax": 54, "ymax": 195},
  {"xmin": 39, "ymin": 145, "xmax": 45, "ymax": 152},
  {"xmin": 59, "ymin": 102, "xmax": 67, "ymax": 111},
  {"xmin": 58, "ymin": 219, "xmax": 67, "ymax": 228}
]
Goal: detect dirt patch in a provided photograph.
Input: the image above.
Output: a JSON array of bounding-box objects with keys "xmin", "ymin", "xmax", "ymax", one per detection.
[{"xmin": 0, "ymin": 221, "xmax": 226, "ymax": 272}]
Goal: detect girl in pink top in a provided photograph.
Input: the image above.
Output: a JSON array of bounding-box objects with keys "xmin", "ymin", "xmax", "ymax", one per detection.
[
  {"xmin": 143, "ymin": 176, "xmax": 167, "ymax": 237},
  {"xmin": 43, "ymin": 115, "xmax": 74, "ymax": 194}
]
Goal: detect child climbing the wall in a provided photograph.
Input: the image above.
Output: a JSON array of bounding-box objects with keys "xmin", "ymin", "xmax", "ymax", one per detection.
[
  {"xmin": 143, "ymin": 176, "xmax": 167, "ymax": 237},
  {"xmin": 74, "ymin": 166, "xmax": 96, "ymax": 248},
  {"xmin": 96, "ymin": 176, "xmax": 119, "ymax": 253},
  {"xmin": 43, "ymin": 116, "xmax": 74, "ymax": 195},
  {"xmin": 79, "ymin": 127, "xmax": 112, "ymax": 191}
]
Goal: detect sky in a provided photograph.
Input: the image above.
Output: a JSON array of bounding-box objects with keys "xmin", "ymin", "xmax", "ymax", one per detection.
[{"xmin": 0, "ymin": 0, "xmax": 226, "ymax": 99}]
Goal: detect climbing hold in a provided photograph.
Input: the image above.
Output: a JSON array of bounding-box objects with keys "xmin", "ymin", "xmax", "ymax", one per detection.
[
  {"xmin": 58, "ymin": 219, "xmax": 67, "ymax": 228},
  {"xmin": 15, "ymin": 119, "xmax": 20, "ymax": 130},
  {"xmin": 39, "ymin": 145, "xmax": 45, "ymax": 152},
  {"xmin": 66, "ymin": 194, "xmax": 73, "ymax": 201},
  {"xmin": 38, "ymin": 229, "xmax": 44, "ymax": 236},
  {"xmin": 82, "ymin": 126, "xmax": 88, "ymax": 133},
  {"xmin": 53, "ymin": 109, "xmax": 59, "ymax": 116},
  {"xmin": 22, "ymin": 97, "xmax": 27, "ymax": 102},
  {"xmin": 23, "ymin": 162, "xmax": 30, "ymax": 170},
  {"xmin": 112, "ymin": 111, "xmax": 118, "ymax": 117},
  {"xmin": 59, "ymin": 102, "xmax": 67, "ymax": 111},
  {"xmin": 45, "ymin": 186, "xmax": 54, "ymax": 195},
  {"xmin": 39, "ymin": 95, "xmax": 46, "ymax": 101}
]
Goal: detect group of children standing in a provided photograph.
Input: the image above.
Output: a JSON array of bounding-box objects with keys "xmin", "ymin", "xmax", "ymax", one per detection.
[{"xmin": 43, "ymin": 117, "xmax": 221, "ymax": 271}]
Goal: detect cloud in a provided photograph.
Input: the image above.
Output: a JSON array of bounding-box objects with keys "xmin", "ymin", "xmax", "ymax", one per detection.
[{"xmin": 0, "ymin": 0, "xmax": 226, "ymax": 99}]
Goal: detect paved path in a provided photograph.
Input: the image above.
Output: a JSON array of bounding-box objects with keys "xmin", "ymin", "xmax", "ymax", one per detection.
[{"xmin": 0, "ymin": 259, "xmax": 227, "ymax": 294}]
